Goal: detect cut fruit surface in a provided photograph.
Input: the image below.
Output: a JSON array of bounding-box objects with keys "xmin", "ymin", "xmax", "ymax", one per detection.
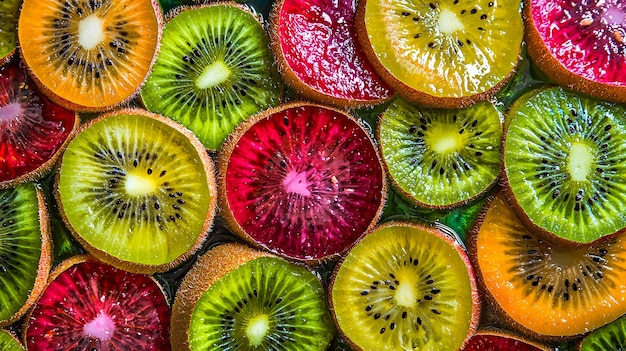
[
  {"xmin": 462, "ymin": 329, "xmax": 550, "ymax": 350},
  {"xmin": 0, "ymin": 329, "xmax": 23, "ymax": 351},
  {"xmin": 579, "ymin": 316, "xmax": 626, "ymax": 350},
  {"xmin": 219, "ymin": 103, "xmax": 386, "ymax": 261},
  {"xmin": 271, "ymin": 0, "xmax": 392, "ymax": 107},
  {"xmin": 330, "ymin": 222, "xmax": 480, "ymax": 351},
  {"xmin": 0, "ymin": 0, "xmax": 20, "ymax": 64}
]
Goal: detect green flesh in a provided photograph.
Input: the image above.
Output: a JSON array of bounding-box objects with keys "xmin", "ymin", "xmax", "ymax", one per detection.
[
  {"xmin": 0, "ymin": 330, "xmax": 23, "ymax": 350},
  {"xmin": 504, "ymin": 86, "xmax": 626, "ymax": 243},
  {"xmin": 57, "ymin": 113, "xmax": 212, "ymax": 266},
  {"xmin": 379, "ymin": 98, "xmax": 501, "ymax": 208},
  {"xmin": 0, "ymin": 0, "xmax": 20, "ymax": 60},
  {"xmin": 580, "ymin": 316, "xmax": 626, "ymax": 351},
  {"xmin": 0, "ymin": 183, "xmax": 44, "ymax": 323},
  {"xmin": 141, "ymin": 4, "xmax": 282, "ymax": 150},
  {"xmin": 189, "ymin": 257, "xmax": 334, "ymax": 350}
]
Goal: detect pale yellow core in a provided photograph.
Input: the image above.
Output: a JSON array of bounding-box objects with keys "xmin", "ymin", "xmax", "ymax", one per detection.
[
  {"xmin": 430, "ymin": 125, "xmax": 464, "ymax": 155},
  {"xmin": 567, "ymin": 142, "xmax": 593, "ymax": 182},
  {"xmin": 125, "ymin": 173, "xmax": 156, "ymax": 196},
  {"xmin": 196, "ymin": 61, "xmax": 231, "ymax": 89},
  {"xmin": 438, "ymin": 8, "xmax": 465, "ymax": 34},
  {"xmin": 78, "ymin": 15, "xmax": 105, "ymax": 50},
  {"xmin": 246, "ymin": 314, "xmax": 269, "ymax": 346},
  {"xmin": 394, "ymin": 281, "xmax": 417, "ymax": 307}
]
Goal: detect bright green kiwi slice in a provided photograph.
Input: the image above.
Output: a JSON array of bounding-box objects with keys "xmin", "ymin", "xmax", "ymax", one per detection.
[
  {"xmin": 504, "ymin": 86, "xmax": 626, "ymax": 243},
  {"xmin": 330, "ymin": 222, "xmax": 479, "ymax": 350},
  {"xmin": 56, "ymin": 108, "xmax": 216, "ymax": 273},
  {"xmin": 141, "ymin": 3, "xmax": 282, "ymax": 150},
  {"xmin": 379, "ymin": 97, "xmax": 502, "ymax": 208},
  {"xmin": 0, "ymin": 183, "xmax": 51, "ymax": 327},
  {"xmin": 0, "ymin": 329, "xmax": 23, "ymax": 350},
  {"xmin": 0, "ymin": 0, "xmax": 20, "ymax": 63},
  {"xmin": 580, "ymin": 316, "xmax": 626, "ymax": 350}
]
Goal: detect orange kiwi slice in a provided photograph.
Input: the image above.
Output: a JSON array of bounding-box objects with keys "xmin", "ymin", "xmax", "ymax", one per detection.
[{"xmin": 18, "ymin": 0, "xmax": 162, "ymax": 111}]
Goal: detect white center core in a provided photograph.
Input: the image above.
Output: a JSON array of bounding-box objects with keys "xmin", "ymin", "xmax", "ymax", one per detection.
[
  {"xmin": 433, "ymin": 135, "xmax": 460, "ymax": 154},
  {"xmin": 438, "ymin": 8, "xmax": 465, "ymax": 34},
  {"xmin": 0, "ymin": 103, "xmax": 22, "ymax": 122},
  {"xmin": 83, "ymin": 312, "xmax": 116, "ymax": 341},
  {"xmin": 567, "ymin": 142, "xmax": 593, "ymax": 182},
  {"xmin": 125, "ymin": 173, "xmax": 156, "ymax": 196},
  {"xmin": 394, "ymin": 282, "xmax": 417, "ymax": 307},
  {"xmin": 283, "ymin": 171, "xmax": 311, "ymax": 196},
  {"xmin": 196, "ymin": 61, "xmax": 231, "ymax": 89},
  {"xmin": 78, "ymin": 15, "xmax": 105, "ymax": 50},
  {"xmin": 246, "ymin": 314, "xmax": 269, "ymax": 346}
]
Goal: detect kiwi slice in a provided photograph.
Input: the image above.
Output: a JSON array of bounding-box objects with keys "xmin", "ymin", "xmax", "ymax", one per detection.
[
  {"xmin": 0, "ymin": 182, "xmax": 51, "ymax": 327},
  {"xmin": 140, "ymin": 3, "xmax": 282, "ymax": 150},
  {"xmin": 330, "ymin": 221, "xmax": 480, "ymax": 350},
  {"xmin": 356, "ymin": 0, "xmax": 523, "ymax": 108},
  {"xmin": 55, "ymin": 108, "xmax": 217, "ymax": 273},
  {"xmin": 462, "ymin": 329, "xmax": 551, "ymax": 350},
  {"xmin": 0, "ymin": 0, "xmax": 20, "ymax": 64},
  {"xmin": 378, "ymin": 97, "xmax": 502, "ymax": 209},
  {"xmin": 171, "ymin": 242, "xmax": 335, "ymax": 351},
  {"xmin": 471, "ymin": 192, "xmax": 626, "ymax": 337},
  {"xmin": 18, "ymin": 0, "xmax": 162, "ymax": 111},
  {"xmin": 503, "ymin": 86, "xmax": 626, "ymax": 244},
  {"xmin": 25, "ymin": 255, "xmax": 170, "ymax": 350},
  {"xmin": 579, "ymin": 316, "xmax": 626, "ymax": 350},
  {"xmin": 0, "ymin": 329, "xmax": 24, "ymax": 351}
]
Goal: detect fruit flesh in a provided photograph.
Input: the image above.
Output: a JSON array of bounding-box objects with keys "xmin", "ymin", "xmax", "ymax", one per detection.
[
  {"xmin": 0, "ymin": 0, "xmax": 20, "ymax": 63},
  {"xmin": 462, "ymin": 332, "xmax": 547, "ymax": 350},
  {"xmin": 579, "ymin": 316, "xmax": 626, "ymax": 350},
  {"xmin": 0, "ymin": 330, "xmax": 23, "ymax": 351}
]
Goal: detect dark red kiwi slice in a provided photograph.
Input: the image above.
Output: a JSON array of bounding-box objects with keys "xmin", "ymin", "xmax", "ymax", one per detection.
[
  {"xmin": 579, "ymin": 316, "xmax": 626, "ymax": 350},
  {"xmin": 378, "ymin": 97, "xmax": 502, "ymax": 209},
  {"xmin": 330, "ymin": 222, "xmax": 480, "ymax": 350},
  {"xmin": 25, "ymin": 255, "xmax": 170, "ymax": 350},
  {"xmin": 0, "ymin": 0, "xmax": 20, "ymax": 64},
  {"xmin": 219, "ymin": 103, "xmax": 386, "ymax": 262},
  {"xmin": 503, "ymin": 86, "xmax": 626, "ymax": 244},
  {"xmin": 0, "ymin": 60, "xmax": 79, "ymax": 189},
  {"xmin": 0, "ymin": 329, "xmax": 24, "ymax": 351},
  {"xmin": 0, "ymin": 182, "xmax": 51, "ymax": 327},
  {"xmin": 55, "ymin": 108, "xmax": 217, "ymax": 273},
  {"xmin": 462, "ymin": 329, "xmax": 550, "ymax": 350}
]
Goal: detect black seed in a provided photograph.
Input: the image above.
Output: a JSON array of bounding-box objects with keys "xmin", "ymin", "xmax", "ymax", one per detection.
[
  {"xmin": 563, "ymin": 292, "xmax": 569, "ymax": 301},
  {"xmin": 147, "ymin": 168, "xmax": 153, "ymax": 175},
  {"xmin": 429, "ymin": 2, "xmax": 436, "ymax": 9},
  {"xmin": 374, "ymin": 313, "xmax": 380, "ymax": 319},
  {"xmin": 402, "ymin": 311, "xmax": 407, "ymax": 319},
  {"xmin": 154, "ymin": 202, "xmax": 160, "ymax": 210},
  {"xmin": 471, "ymin": 8, "xmax": 477, "ymax": 14},
  {"xmin": 475, "ymin": 151, "xmax": 483, "ymax": 156},
  {"xmin": 480, "ymin": 14, "xmax": 487, "ymax": 19},
  {"xmin": 361, "ymin": 291, "xmax": 369, "ymax": 296},
  {"xmin": 439, "ymin": 167, "xmax": 445, "ymax": 175},
  {"xmin": 417, "ymin": 317, "xmax": 422, "ymax": 325},
  {"xmin": 488, "ymin": 1, "xmax": 494, "ymax": 6},
  {"xmin": 380, "ymin": 327, "xmax": 386, "ymax": 334},
  {"xmin": 424, "ymin": 295, "xmax": 433, "ymax": 300},
  {"xmin": 428, "ymin": 42, "xmax": 435, "ymax": 48},
  {"xmin": 365, "ymin": 305, "xmax": 373, "ymax": 312},
  {"xmin": 401, "ymin": 11, "xmax": 410, "ymax": 16},
  {"xmin": 431, "ymin": 309, "xmax": 441, "ymax": 315},
  {"xmin": 466, "ymin": 39, "xmax": 472, "ymax": 45},
  {"xmin": 461, "ymin": 9, "xmax": 466, "ymax": 14},
  {"xmin": 605, "ymin": 125, "xmax": 612, "ymax": 131},
  {"xmin": 414, "ymin": 33, "xmax": 421, "ymax": 39},
  {"xmin": 409, "ymin": 125, "xmax": 417, "ymax": 133}
]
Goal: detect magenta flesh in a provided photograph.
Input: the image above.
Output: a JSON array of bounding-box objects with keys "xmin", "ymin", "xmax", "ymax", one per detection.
[
  {"xmin": 463, "ymin": 333, "xmax": 544, "ymax": 351},
  {"xmin": 224, "ymin": 105, "xmax": 384, "ymax": 260}
]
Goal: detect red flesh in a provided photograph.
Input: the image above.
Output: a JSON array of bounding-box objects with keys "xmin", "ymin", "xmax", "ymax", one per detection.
[{"xmin": 463, "ymin": 333, "xmax": 544, "ymax": 351}]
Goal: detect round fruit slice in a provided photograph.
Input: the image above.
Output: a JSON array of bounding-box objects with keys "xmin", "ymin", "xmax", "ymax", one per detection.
[
  {"xmin": 379, "ymin": 97, "xmax": 502, "ymax": 209},
  {"xmin": 0, "ymin": 329, "xmax": 24, "ymax": 351},
  {"xmin": 503, "ymin": 86, "xmax": 626, "ymax": 244},
  {"xmin": 471, "ymin": 192, "xmax": 626, "ymax": 337},
  {"xmin": 55, "ymin": 108, "xmax": 217, "ymax": 273},
  {"xmin": 462, "ymin": 329, "xmax": 550, "ymax": 350},
  {"xmin": 579, "ymin": 316, "xmax": 626, "ymax": 350},
  {"xmin": 0, "ymin": 60, "xmax": 79, "ymax": 189},
  {"xmin": 219, "ymin": 103, "xmax": 386, "ymax": 262},
  {"xmin": 25, "ymin": 255, "xmax": 170, "ymax": 350},
  {"xmin": 141, "ymin": 3, "xmax": 282, "ymax": 150},
  {"xmin": 330, "ymin": 222, "xmax": 480, "ymax": 351},
  {"xmin": 0, "ymin": 182, "xmax": 51, "ymax": 327},
  {"xmin": 270, "ymin": 0, "xmax": 392, "ymax": 107},
  {"xmin": 171, "ymin": 242, "xmax": 334, "ymax": 351},
  {"xmin": 524, "ymin": 0, "xmax": 626, "ymax": 103},
  {"xmin": 356, "ymin": 0, "xmax": 524, "ymax": 108},
  {"xmin": 0, "ymin": 0, "xmax": 20, "ymax": 65},
  {"xmin": 18, "ymin": 0, "xmax": 162, "ymax": 111}
]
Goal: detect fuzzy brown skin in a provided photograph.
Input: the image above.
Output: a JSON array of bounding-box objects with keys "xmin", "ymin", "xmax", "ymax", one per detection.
[{"xmin": 53, "ymin": 108, "xmax": 218, "ymax": 275}]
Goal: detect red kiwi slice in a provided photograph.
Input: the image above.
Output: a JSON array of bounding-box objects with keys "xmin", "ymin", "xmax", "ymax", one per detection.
[
  {"xmin": 524, "ymin": 0, "xmax": 626, "ymax": 103},
  {"xmin": 171, "ymin": 242, "xmax": 334, "ymax": 351},
  {"xmin": 141, "ymin": 3, "xmax": 282, "ymax": 150},
  {"xmin": 471, "ymin": 192, "xmax": 626, "ymax": 337},
  {"xmin": 219, "ymin": 102, "xmax": 386, "ymax": 262},
  {"xmin": 0, "ymin": 60, "xmax": 79, "ymax": 189},
  {"xmin": 0, "ymin": 0, "xmax": 20, "ymax": 64},
  {"xmin": 18, "ymin": 0, "xmax": 162, "ymax": 111},
  {"xmin": 330, "ymin": 221, "xmax": 480, "ymax": 350},
  {"xmin": 25, "ymin": 255, "xmax": 170, "ymax": 350},
  {"xmin": 462, "ymin": 329, "xmax": 551, "ymax": 350},
  {"xmin": 0, "ymin": 329, "xmax": 24, "ymax": 351},
  {"xmin": 356, "ymin": 0, "xmax": 524, "ymax": 108},
  {"xmin": 503, "ymin": 86, "xmax": 626, "ymax": 244},
  {"xmin": 578, "ymin": 316, "xmax": 626, "ymax": 350},
  {"xmin": 270, "ymin": 0, "xmax": 392, "ymax": 108},
  {"xmin": 55, "ymin": 108, "xmax": 217, "ymax": 274},
  {"xmin": 378, "ymin": 97, "xmax": 502, "ymax": 209},
  {"xmin": 0, "ymin": 182, "xmax": 51, "ymax": 327}
]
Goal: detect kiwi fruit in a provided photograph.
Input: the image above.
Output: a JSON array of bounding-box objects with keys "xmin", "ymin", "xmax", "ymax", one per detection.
[
  {"xmin": 0, "ymin": 329, "xmax": 24, "ymax": 351},
  {"xmin": 355, "ymin": 0, "xmax": 524, "ymax": 108},
  {"xmin": 25, "ymin": 255, "xmax": 170, "ymax": 350},
  {"xmin": 330, "ymin": 221, "xmax": 480, "ymax": 350},
  {"xmin": 462, "ymin": 328, "xmax": 551, "ymax": 350},
  {"xmin": 218, "ymin": 102, "xmax": 386, "ymax": 262},
  {"xmin": 503, "ymin": 85, "xmax": 626, "ymax": 244},
  {"xmin": 140, "ymin": 2, "xmax": 282, "ymax": 150},
  {"xmin": 171, "ymin": 242, "xmax": 335, "ymax": 351},
  {"xmin": 578, "ymin": 316, "xmax": 626, "ymax": 350},
  {"xmin": 0, "ymin": 0, "xmax": 21, "ymax": 65},
  {"xmin": 18, "ymin": 0, "xmax": 162, "ymax": 111},
  {"xmin": 378, "ymin": 97, "xmax": 502, "ymax": 209},
  {"xmin": 55, "ymin": 108, "xmax": 217, "ymax": 274},
  {"xmin": 471, "ymin": 192, "xmax": 626, "ymax": 337},
  {"xmin": 0, "ymin": 182, "xmax": 51, "ymax": 327},
  {"xmin": 524, "ymin": 0, "xmax": 626, "ymax": 103}
]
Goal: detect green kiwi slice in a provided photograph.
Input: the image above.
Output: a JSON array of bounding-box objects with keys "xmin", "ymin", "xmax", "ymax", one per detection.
[
  {"xmin": 55, "ymin": 108, "xmax": 217, "ymax": 273},
  {"xmin": 0, "ymin": 0, "xmax": 20, "ymax": 64},
  {"xmin": 0, "ymin": 329, "xmax": 23, "ymax": 350},
  {"xmin": 504, "ymin": 86, "xmax": 626, "ymax": 244},
  {"xmin": 579, "ymin": 316, "xmax": 626, "ymax": 350},
  {"xmin": 0, "ymin": 183, "xmax": 51, "ymax": 327},
  {"xmin": 141, "ymin": 3, "xmax": 282, "ymax": 150},
  {"xmin": 330, "ymin": 222, "xmax": 480, "ymax": 350},
  {"xmin": 379, "ymin": 97, "xmax": 502, "ymax": 208}
]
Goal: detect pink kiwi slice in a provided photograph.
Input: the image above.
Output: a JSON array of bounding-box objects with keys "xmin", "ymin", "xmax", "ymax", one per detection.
[
  {"xmin": 219, "ymin": 103, "xmax": 386, "ymax": 262},
  {"xmin": 462, "ymin": 330, "xmax": 550, "ymax": 351},
  {"xmin": 0, "ymin": 60, "xmax": 78, "ymax": 188},
  {"xmin": 25, "ymin": 256, "xmax": 170, "ymax": 351},
  {"xmin": 525, "ymin": 0, "xmax": 626, "ymax": 102},
  {"xmin": 270, "ymin": 0, "xmax": 393, "ymax": 108}
]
